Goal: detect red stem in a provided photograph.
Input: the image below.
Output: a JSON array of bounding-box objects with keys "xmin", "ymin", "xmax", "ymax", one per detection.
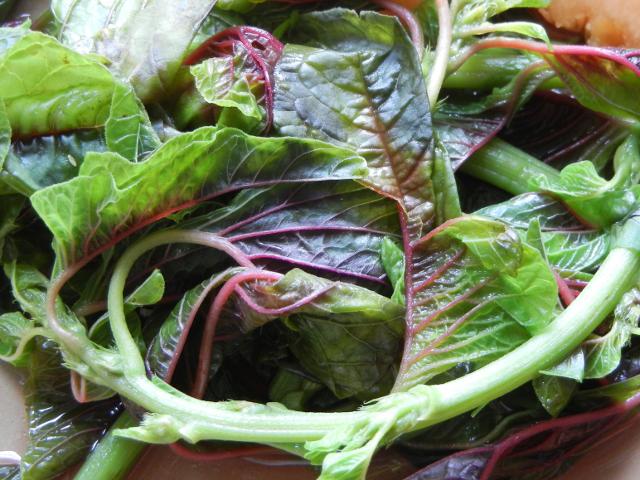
[{"xmin": 191, "ymin": 270, "xmax": 283, "ymax": 399}]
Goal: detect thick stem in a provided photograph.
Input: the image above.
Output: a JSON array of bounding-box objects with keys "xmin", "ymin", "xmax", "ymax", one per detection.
[
  {"xmin": 103, "ymin": 229, "xmax": 367, "ymax": 442},
  {"xmin": 427, "ymin": 0, "xmax": 452, "ymax": 108},
  {"xmin": 421, "ymin": 246, "xmax": 640, "ymax": 428},
  {"xmin": 461, "ymin": 138, "xmax": 561, "ymax": 195},
  {"xmin": 74, "ymin": 412, "xmax": 145, "ymax": 480}
]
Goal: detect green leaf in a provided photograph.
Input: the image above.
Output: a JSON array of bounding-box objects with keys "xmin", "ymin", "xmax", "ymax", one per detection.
[
  {"xmin": 0, "ymin": 30, "xmax": 156, "ymax": 169},
  {"xmin": 274, "ymin": 9, "xmax": 435, "ymax": 235},
  {"xmin": 268, "ymin": 369, "xmax": 323, "ymax": 411},
  {"xmin": 0, "ymin": 32, "xmax": 116, "ymax": 136},
  {"xmin": 53, "ymin": 0, "xmax": 218, "ymax": 101},
  {"xmin": 432, "ymin": 137, "xmax": 463, "ymax": 223},
  {"xmin": 264, "ymin": 269, "xmax": 404, "ymax": 399},
  {"xmin": 532, "ymin": 374, "xmax": 577, "ymax": 417},
  {"xmin": 0, "ymin": 21, "xmax": 29, "ymax": 56},
  {"xmin": 1, "ymin": 131, "xmax": 106, "ymax": 196},
  {"xmin": 3, "ymin": 262, "xmax": 50, "ymax": 320},
  {"xmin": 105, "ymin": 82, "xmax": 161, "ymax": 161},
  {"xmin": 453, "ymin": 0, "xmax": 550, "ymax": 43},
  {"xmin": 20, "ymin": 340, "xmax": 117, "ymax": 480},
  {"xmin": 541, "ymin": 348, "xmax": 585, "ymax": 382},
  {"xmin": 380, "ymin": 238, "xmax": 405, "ymax": 306},
  {"xmin": 478, "ymin": 193, "xmax": 611, "ymax": 273},
  {"xmin": 191, "ymin": 57, "xmax": 263, "ymax": 120},
  {"xmin": 584, "ymin": 288, "xmax": 640, "ymax": 379},
  {"xmin": 530, "ymin": 142, "xmax": 640, "ymax": 229},
  {"xmin": 394, "ymin": 216, "xmax": 557, "ymax": 390},
  {"xmin": 0, "ymin": 311, "xmax": 37, "ymax": 367},
  {"xmin": 88, "ymin": 269, "xmax": 165, "ymax": 349},
  {"xmin": 147, "ymin": 268, "xmax": 242, "ymax": 381},
  {"xmin": 31, "ymin": 127, "xmax": 368, "ymax": 270}
]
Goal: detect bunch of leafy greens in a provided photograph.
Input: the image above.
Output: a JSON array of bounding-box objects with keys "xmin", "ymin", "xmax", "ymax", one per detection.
[{"xmin": 2, "ymin": 1, "xmax": 640, "ymax": 479}]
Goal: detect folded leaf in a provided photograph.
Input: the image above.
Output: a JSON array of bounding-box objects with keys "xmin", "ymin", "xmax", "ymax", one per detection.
[
  {"xmin": 584, "ymin": 288, "xmax": 640, "ymax": 379},
  {"xmin": 531, "ymin": 137, "xmax": 640, "ymax": 229},
  {"xmin": 187, "ymin": 26, "xmax": 283, "ymax": 133},
  {"xmin": 394, "ymin": 216, "xmax": 557, "ymax": 390},
  {"xmin": 478, "ymin": 193, "xmax": 611, "ymax": 273},
  {"xmin": 263, "ymin": 269, "xmax": 404, "ymax": 399},
  {"xmin": 146, "ymin": 268, "xmax": 243, "ymax": 381},
  {"xmin": 31, "ymin": 126, "xmax": 367, "ymax": 272}
]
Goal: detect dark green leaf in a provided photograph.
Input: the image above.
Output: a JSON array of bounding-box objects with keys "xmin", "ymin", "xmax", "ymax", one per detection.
[
  {"xmin": 20, "ymin": 340, "xmax": 116, "ymax": 480},
  {"xmin": 0, "ymin": 195, "xmax": 23, "ymax": 259},
  {"xmin": 267, "ymin": 269, "xmax": 404, "ymax": 399},
  {"xmin": 532, "ymin": 374, "xmax": 577, "ymax": 416},
  {"xmin": 274, "ymin": 9, "xmax": 435, "ymax": 235},
  {"xmin": 1, "ymin": 131, "xmax": 106, "ymax": 196},
  {"xmin": 146, "ymin": 268, "xmax": 242, "ymax": 381}
]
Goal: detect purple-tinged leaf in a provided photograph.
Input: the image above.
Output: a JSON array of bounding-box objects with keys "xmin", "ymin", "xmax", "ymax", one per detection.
[
  {"xmin": 30, "ymin": 127, "xmax": 367, "ymax": 273},
  {"xmin": 274, "ymin": 9, "xmax": 435, "ymax": 236},
  {"xmin": 393, "ymin": 216, "xmax": 557, "ymax": 390},
  {"xmin": 405, "ymin": 393, "xmax": 640, "ymax": 480},
  {"xmin": 184, "ymin": 26, "xmax": 283, "ymax": 132}
]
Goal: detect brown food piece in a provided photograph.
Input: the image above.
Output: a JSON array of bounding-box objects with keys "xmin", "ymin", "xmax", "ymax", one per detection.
[{"xmin": 540, "ymin": 0, "xmax": 640, "ymax": 47}]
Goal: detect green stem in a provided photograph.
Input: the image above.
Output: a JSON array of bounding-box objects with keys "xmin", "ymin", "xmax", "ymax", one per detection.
[
  {"xmin": 103, "ymin": 229, "xmax": 367, "ymax": 443},
  {"xmin": 74, "ymin": 412, "xmax": 145, "ymax": 480},
  {"xmin": 460, "ymin": 138, "xmax": 561, "ymax": 195},
  {"xmin": 427, "ymin": 0, "xmax": 452, "ymax": 108},
  {"xmin": 422, "ymin": 244, "xmax": 640, "ymax": 427}
]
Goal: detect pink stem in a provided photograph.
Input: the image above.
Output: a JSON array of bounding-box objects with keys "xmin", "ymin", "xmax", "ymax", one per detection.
[
  {"xmin": 371, "ymin": 0, "xmax": 424, "ymax": 58},
  {"xmin": 191, "ymin": 270, "xmax": 283, "ymax": 399},
  {"xmin": 554, "ymin": 271, "xmax": 577, "ymax": 307}
]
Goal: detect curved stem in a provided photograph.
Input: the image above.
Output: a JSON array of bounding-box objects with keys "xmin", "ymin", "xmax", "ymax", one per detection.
[
  {"xmin": 108, "ymin": 230, "xmax": 255, "ymax": 377},
  {"xmin": 192, "ymin": 269, "xmax": 282, "ymax": 398},
  {"xmin": 427, "ymin": 0, "xmax": 452, "ymax": 108},
  {"xmin": 423, "ymin": 246, "xmax": 640, "ymax": 429}
]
